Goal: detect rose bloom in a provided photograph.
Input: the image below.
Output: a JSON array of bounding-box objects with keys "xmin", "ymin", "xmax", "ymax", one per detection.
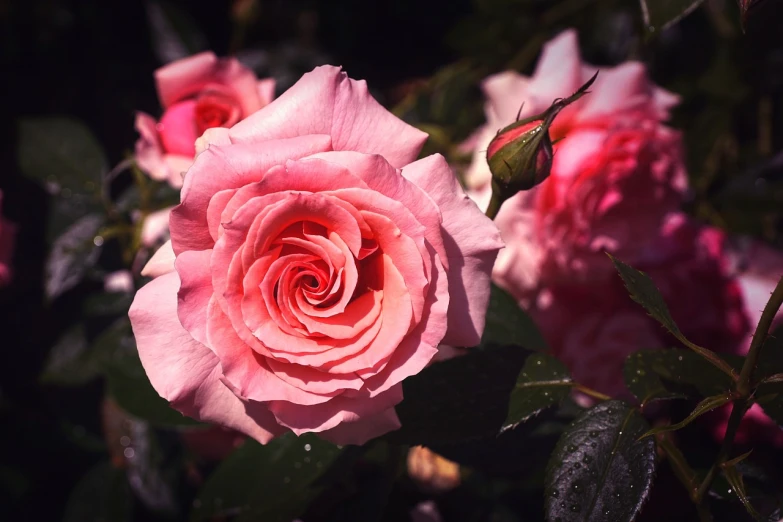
[
  {"xmin": 135, "ymin": 52, "xmax": 275, "ymax": 188},
  {"xmin": 0, "ymin": 191, "xmax": 15, "ymax": 287},
  {"xmin": 129, "ymin": 66, "xmax": 503, "ymax": 445},
  {"xmin": 527, "ymin": 215, "xmax": 751, "ymax": 398},
  {"xmin": 463, "ymin": 29, "xmax": 686, "ymax": 296}
]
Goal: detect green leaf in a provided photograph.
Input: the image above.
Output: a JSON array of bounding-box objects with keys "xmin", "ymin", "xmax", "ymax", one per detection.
[
  {"xmin": 481, "ymin": 284, "xmax": 548, "ymax": 351},
  {"xmin": 609, "ymin": 255, "xmax": 737, "ymax": 379},
  {"xmin": 544, "ymin": 400, "xmax": 656, "ymax": 522},
  {"xmin": 63, "ymin": 462, "xmax": 131, "ymax": 522},
  {"xmin": 641, "ymin": 393, "xmax": 735, "ymax": 439},
  {"xmin": 18, "ymin": 117, "xmax": 107, "ymax": 191},
  {"xmin": 752, "ymin": 326, "xmax": 783, "ymax": 427},
  {"xmin": 639, "ymin": 0, "xmax": 706, "ymax": 32},
  {"xmin": 191, "ymin": 434, "xmax": 343, "ymax": 522},
  {"xmin": 390, "ymin": 345, "xmax": 533, "ymax": 445},
  {"xmin": 624, "ymin": 349, "xmax": 742, "ymax": 406},
  {"xmin": 18, "ymin": 117, "xmax": 106, "ymax": 239},
  {"xmin": 40, "ymin": 325, "xmax": 101, "ymax": 386},
  {"xmin": 505, "ymin": 353, "xmax": 571, "ymax": 428},
  {"xmin": 99, "ymin": 320, "xmax": 200, "ymax": 427},
  {"xmin": 723, "ymin": 464, "xmax": 765, "ymax": 521},
  {"xmin": 45, "ymin": 213, "xmax": 104, "ymax": 300}
]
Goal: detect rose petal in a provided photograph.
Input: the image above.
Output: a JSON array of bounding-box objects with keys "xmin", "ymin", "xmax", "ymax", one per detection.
[
  {"xmin": 402, "ymin": 154, "xmax": 503, "ymax": 346},
  {"xmin": 319, "ymin": 407, "xmax": 401, "ymax": 445},
  {"xmin": 170, "ymin": 134, "xmax": 333, "ymax": 254},
  {"xmin": 228, "ymin": 66, "xmax": 427, "ymax": 168},
  {"xmin": 141, "ymin": 240, "xmax": 176, "ymax": 278},
  {"xmin": 129, "ymin": 272, "xmax": 282, "ymax": 443}
]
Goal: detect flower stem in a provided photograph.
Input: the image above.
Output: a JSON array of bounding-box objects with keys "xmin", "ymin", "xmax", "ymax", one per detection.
[
  {"xmin": 694, "ymin": 275, "xmax": 783, "ymax": 506},
  {"xmin": 737, "ymin": 275, "xmax": 783, "ymax": 396}
]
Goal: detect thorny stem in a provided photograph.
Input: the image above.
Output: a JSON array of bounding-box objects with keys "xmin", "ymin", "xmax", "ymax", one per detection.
[
  {"xmin": 694, "ymin": 275, "xmax": 783, "ymax": 507},
  {"xmin": 737, "ymin": 275, "xmax": 783, "ymax": 396}
]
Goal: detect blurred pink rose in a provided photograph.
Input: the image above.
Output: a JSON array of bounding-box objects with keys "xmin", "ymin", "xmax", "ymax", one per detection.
[
  {"xmin": 466, "ymin": 29, "xmax": 686, "ymax": 295},
  {"xmin": 530, "ymin": 279, "xmax": 662, "ymax": 397},
  {"xmin": 139, "ymin": 207, "xmax": 173, "ymax": 247},
  {"xmin": 642, "ymin": 215, "xmax": 750, "ymax": 353},
  {"xmin": 135, "ymin": 52, "xmax": 275, "ymax": 188},
  {"xmin": 129, "ymin": 66, "xmax": 502, "ymax": 446},
  {"xmin": 464, "ymin": 28, "xmax": 680, "ymax": 212},
  {"xmin": 0, "ymin": 191, "xmax": 15, "ymax": 287},
  {"xmin": 526, "ymin": 215, "xmax": 751, "ymax": 397}
]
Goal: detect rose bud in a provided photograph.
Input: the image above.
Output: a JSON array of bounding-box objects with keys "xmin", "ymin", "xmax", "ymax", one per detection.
[{"xmin": 485, "ymin": 72, "xmax": 597, "ymax": 218}]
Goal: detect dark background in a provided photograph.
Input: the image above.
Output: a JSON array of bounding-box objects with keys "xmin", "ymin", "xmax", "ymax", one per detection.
[{"xmin": 3, "ymin": 1, "xmax": 783, "ymax": 521}]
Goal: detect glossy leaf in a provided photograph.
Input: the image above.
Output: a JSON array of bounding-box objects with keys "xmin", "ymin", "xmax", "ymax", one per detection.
[
  {"xmin": 390, "ymin": 345, "xmax": 532, "ymax": 445},
  {"xmin": 641, "ymin": 394, "xmax": 735, "ymax": 439},
  {"xmin": 624, "ymin": 349, "xmax": 742, "ymax": 406},
  {"xmin": 63, "ymin": 462, "xmax": 131, "ymax": 522},
  {"xmin": 191, "ymin": 434, "xmax": 343, "ymax": 522},
  {"xmin": 40, "ymin": 325, "xmax": 100, "ymax": 386},
  {"xmin": 45, "ymin": 213, "xmax": 104, "ymax": 300},
  {"xmin": 504, "ymin": 353, "xmax": 572, "ymax": 428},
  {"xmin": 544, "ymin": 401, "xmax": 656, "ymax": 522},
  {"xmin": 481, "ymin": 284, "xmax": 548, "ymax": 350},
  {"xmin": 609, "ymin": 255, "xmax": 737, "ymax": 379},
  {"xmin": 639, "ymin": 0, "xmax": 705, "ymax": 32}
]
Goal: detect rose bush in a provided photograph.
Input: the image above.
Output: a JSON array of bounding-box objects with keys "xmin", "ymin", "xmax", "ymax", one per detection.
[
  {"xmin": 0, "ymin": 191, "xmax": 15, "ymax": 287},
  {"xmin": 129, "ymin": 66, "xmax": 503, "ymax": 445},
  {"xmin": 135, "ymin": 51, "xmax": 275, "ymax": 188}
]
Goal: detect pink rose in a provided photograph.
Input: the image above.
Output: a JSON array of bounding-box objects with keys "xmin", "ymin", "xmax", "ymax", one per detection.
[
  {"xmin": 524, "ymin": 215, "xmax": 751, "ymax": 397},
  {"xmin": 129, "ymin": 66, "xmax": 503, "ymax": 445},
  {"xmin": 135, "ymin": 52, "xmax": 275, "ymax": 188},
  {"xmin": 530, "ymin": 279, "xmax": 662, "ymax": 397},
  {"xmin": 464, "ymin": 29, "xmax": 679, "ymax": 212},
  {"xmin": 0, "ymin": 191, "xmax": 15, "ymax": 287},
  {"xmin": 465, "ymin": 29, "xmax": 686, "ymax": 295},
  {"xmin": 641, "ymin": 215, "xmax": 750, "ymax": 353}
]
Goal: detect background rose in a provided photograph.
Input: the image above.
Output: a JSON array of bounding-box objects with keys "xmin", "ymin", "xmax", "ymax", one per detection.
[
  {"xmin": 130, "ymin": 66, "xmax": 502, "ymax": 445},
  {"xmin": 135, "ymin": 51, "xmax": 276, "ymax": 188},
  {"xmin": 466, "ymin": 30, "xmax": 686, "ymax": 294},
  {"xmin": 0, "ymin": 191, "xmax": 16, "ymax": 287}
]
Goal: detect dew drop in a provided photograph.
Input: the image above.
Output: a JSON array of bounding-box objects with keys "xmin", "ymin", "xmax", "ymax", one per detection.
[
  {"xmin": 590, "ymin": 442, "xmax": 597, "ymax": 448},
  {"xmin": 304, "ymin": 444, "xmax": 312, "ymax": 451},
  {"xmin": 123, "ymin": 447, "xmax": 135, "ymax": 459},
  {"xmin": 536, "ymin": 359, "xmax": 542, "ymax": 365},
  {"xmin": 607, "ymin": 408, "xmax": 615, "ymax": 415},
  {"xmin": 582, "ymin": 455, "xmax": 592, "ymax": 464},
  {"xmin": 120, "ymin": 436, "xmax": 131, "ymax": 447},
  {"xmin": 572, "ymin": 483, "xmax": 580, "ymax": 491},
  {"xmin": 570, "ymin": 505, "xmax": 580, "ymax": 513},
  {"xmin": 559, "ymin": 501, "xmax": 566, "ymax": 508},
  {"xmin": 551, "ymin": 490, "xmax": 559, "ymax": 498},
  {"xmin": 93, "ymin": 235, "xmax": 104, "ymax": 246},
  {"xmin": 678, "ymin": 356, "xmax": 683, "ymax": 361},
  {"xmin": 636, "ymin": 369, "xmax": 646, "ymax": 376},
  {"xmin": 568, "ymin": 444, "xmax": 577, "ymax": 453},
  {"xmin": 589, "ymin": 431, "xmax": 598, "ymax": 438}
]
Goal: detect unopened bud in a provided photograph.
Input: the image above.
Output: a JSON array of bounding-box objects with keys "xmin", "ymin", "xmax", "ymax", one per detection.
[
  {"xmin": 487, "ymin": 116, "xmax": 554, "ymax": 193},
  {"xmin": 484, "ymin": 71, "xmax": 598, "ymax": 219}
]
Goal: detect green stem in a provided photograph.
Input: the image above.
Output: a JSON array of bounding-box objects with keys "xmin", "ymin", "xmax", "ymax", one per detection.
[
  {"xmin": 485, "ymin": 180, "xmax": 502, "ymax": 220},
  {"xmin": 695, "ymin": 400, "xmax": 747, "ymax": 503},
  {"xmin": 737, "ymin": 275, "xmax": 783, "ymax": 396},
  {"xmin": 657, "ymin": 434, "xmax": 713, "ymax": 521},
  {"xmin": 693, "ymin": 276, "xmax": 783, "ymax": 508},
  {"xmin": 572, "ymin": 383, "xmax": 611, "ymax": 402}
]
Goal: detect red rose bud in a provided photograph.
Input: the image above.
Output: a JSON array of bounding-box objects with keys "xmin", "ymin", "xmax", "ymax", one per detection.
[
  {"xmin": 487, "ymin": 116, "xmax": 554, "ymax": 192},
  {"xmin": 484, "ymin": 72, "xmax": 598, "ymax": 219}
]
